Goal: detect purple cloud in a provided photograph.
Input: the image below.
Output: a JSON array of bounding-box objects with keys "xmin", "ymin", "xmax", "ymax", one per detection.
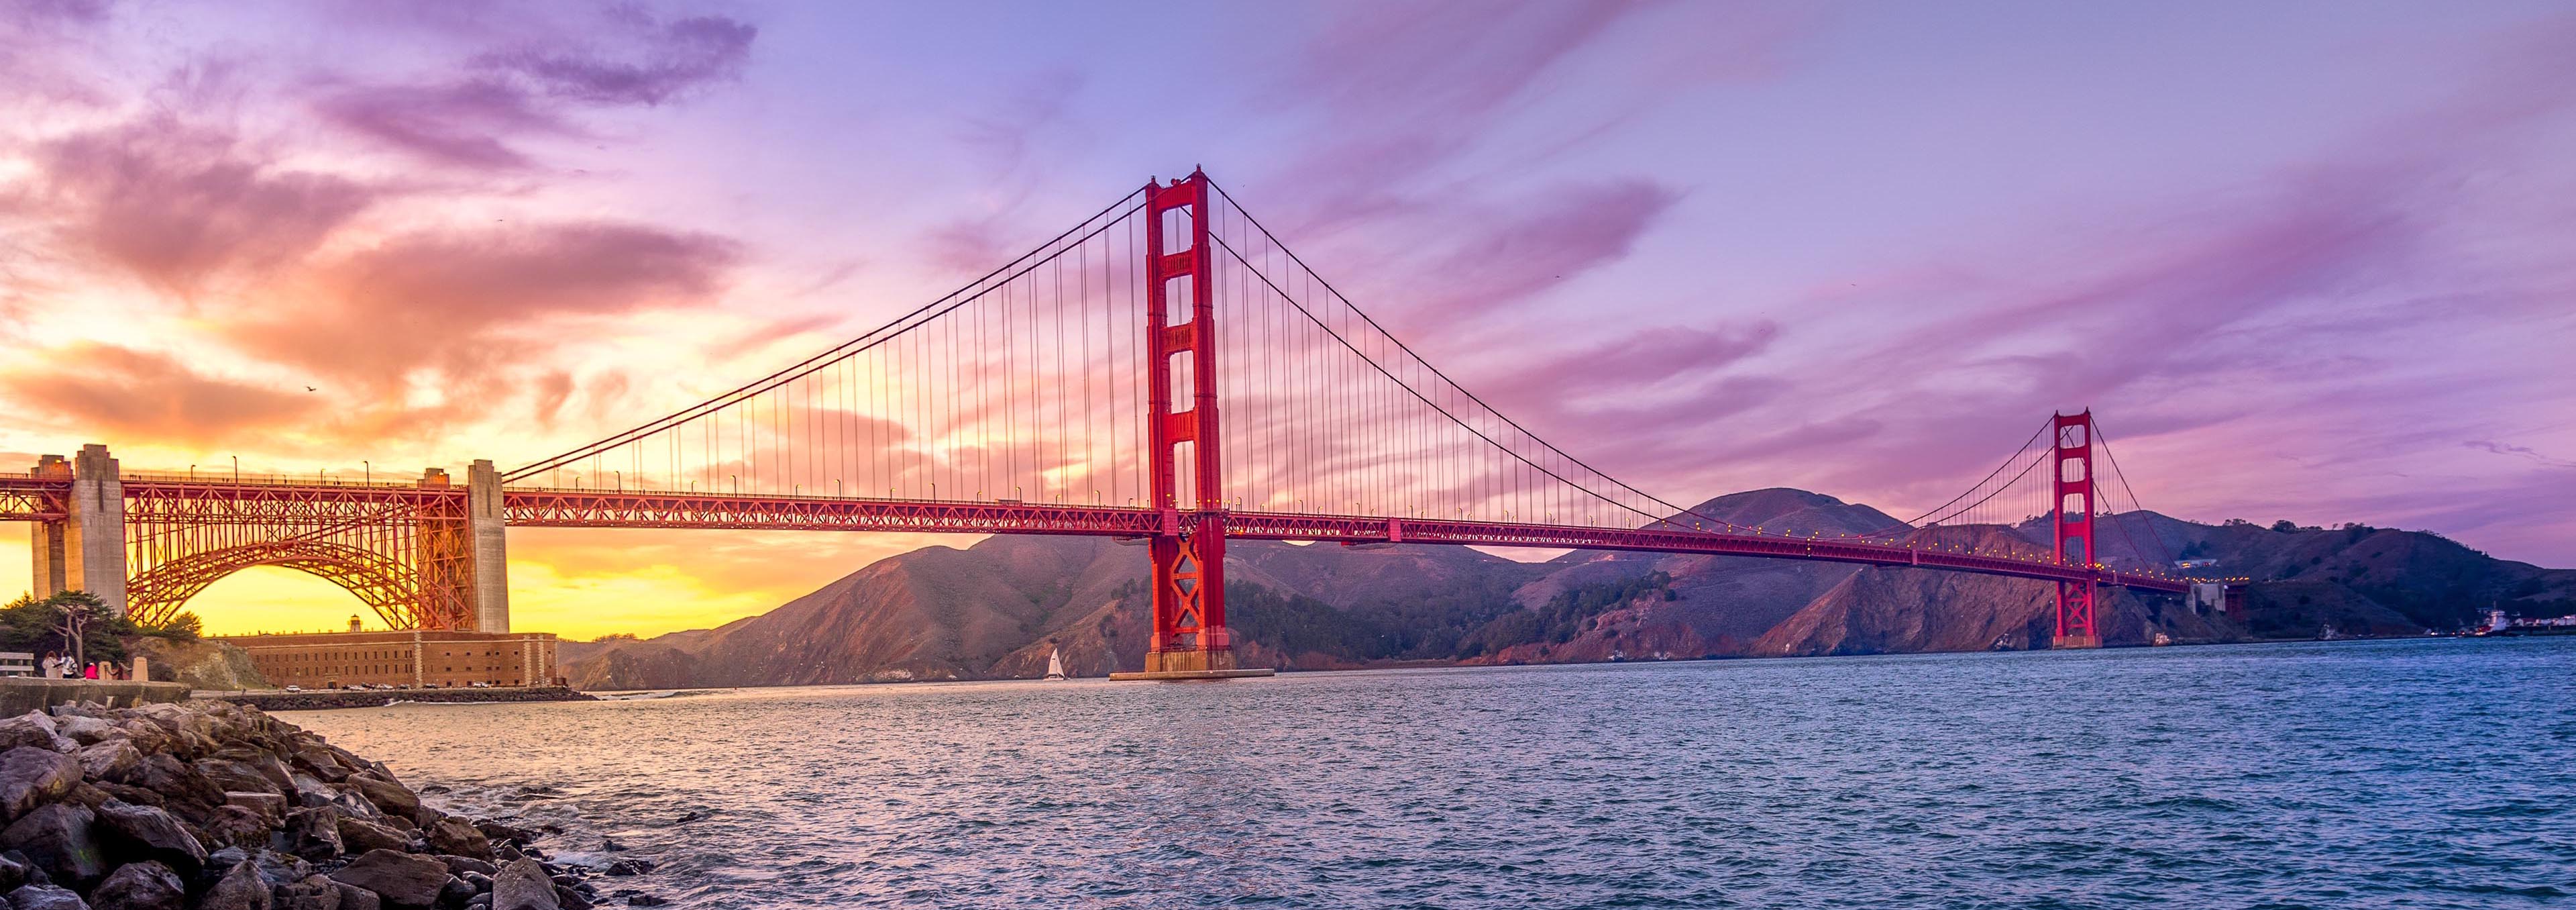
[
  {"xmin": 485, "ymin": 13, "xmax": 755, "ymax": 106},
  {"xmin": 29, "ymin": 116, "xmax": 378, "ymax": 291}
]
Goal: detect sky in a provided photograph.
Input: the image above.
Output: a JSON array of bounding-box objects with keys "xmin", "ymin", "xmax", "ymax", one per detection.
[{"xmin": 2, "ymin": 1, "xmax": 2571, "ymax": 640}]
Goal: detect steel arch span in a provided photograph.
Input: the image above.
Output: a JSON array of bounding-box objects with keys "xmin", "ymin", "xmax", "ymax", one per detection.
[{"xmin": 125, "ymin": 538, "xmax": 421, "ymax": 629}]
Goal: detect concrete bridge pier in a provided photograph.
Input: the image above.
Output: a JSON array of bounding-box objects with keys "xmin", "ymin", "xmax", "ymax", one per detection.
[
  {"xmin": 28, "ymin": 446, "xmax": 126, "ymax": 613},
  {"xmin": 466, "ymin": 459, "xmax": 510, "ymax": 633}
]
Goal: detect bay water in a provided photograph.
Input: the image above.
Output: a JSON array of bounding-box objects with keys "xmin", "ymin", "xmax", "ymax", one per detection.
[{"xmin": 284, "ymin": 638, "xmax": 2576, "ymax": 908}]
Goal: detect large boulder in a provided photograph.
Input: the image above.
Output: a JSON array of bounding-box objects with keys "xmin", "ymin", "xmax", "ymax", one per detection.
[
  {"xmin": 199, "ymin": 859, "xmax": 272, "ymax": 910},
  {"xmin": 490, "ymin": 859, "xmax": 559, "ymax": 910},
  {"xmin": 271, "ymin": 874, "xmax": 342, "ymax": 910},
  {"xmin": 327, "ymin": 850, "xmax": 451, "ymax": 910},
  {"xmin": 0, "ymin": 748, "xmax": 83, "ymax": 823},
  {"xmin": 72, "ymin": 741, "xmax": 142, "ymax": 785},
  {"xmin": 0, "ymin": 802, "xmax": 103, "ymax": 887},
  {"xmin": 0, "ymin": 713, "xmax": 74, "ymax": 754},
  {"xmin": 289, "ymin": 746, "xmax": 352, "ymax": 784},
  {"xmin": 91, "ymin": 860, "xmax": 185, "ymax": 910},
  {"xmin": 252, "ymin": 849, "xmax": 314, "ymax": 888},
  {"xmin": 0, "ymin": 850, "xmax": 30, "ymax": 891},
  {"xmin": 53, "ymin": 716, "xmax": 117, "ymax": 747},
  {"xmin": 224, "ymin": 792, "xmax": 287, "ymax": 824},
  {"xmin": 129, "ymin": 755, "xmax": 222, "ymax": 820},
  {"xmin": 344, "ymin": 776, "xmax": 421, "ymax": 822},
  {"xmin": 95, "ymin": 800, "xmax": 207, "ymax": 876},
  {"xmin": 199, "ymin": 805, "xmax": 273, "ymax": 852},
  {"xmin": 8, "ymin": 882, "xmax": 89, "ymax": 910},
  {"xmin": 332, "ymin": 881, "xmax": 382, "ymax": 910},
  {"xmin": 195, "ymin": 760, "xmax": 279, "ymax": 798},
  {"xmin": 287, "ymin": 772, "xmax": 338, "ymax": 809},
  {"xmin": 212, "ymin": 750, "xmax": 295, "ymax": 795},
  {"xmin": 335, "ymin": 816, "xmax": 410, "ymax": 855},
  {"xmin": 284, "ymin": 807, "xmax": 345, "ymax": 861},
  {"xmin": 423, "ymin": 817, "xmax": 489, "ymax": 859}
]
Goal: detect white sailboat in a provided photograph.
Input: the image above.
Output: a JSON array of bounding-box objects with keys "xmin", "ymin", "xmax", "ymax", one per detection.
[{"xmin": 1044, "ymin": 647, "xmax": 1069, "ymax": 680}]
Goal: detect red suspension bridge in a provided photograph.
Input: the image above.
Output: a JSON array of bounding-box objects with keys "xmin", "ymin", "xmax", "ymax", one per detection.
[{"xmin": 1, "ymin": 171, "xmax": 2187, "ymax": 676}]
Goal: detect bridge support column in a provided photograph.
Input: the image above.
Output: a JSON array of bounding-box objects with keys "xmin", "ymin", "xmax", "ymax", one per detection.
[
  {"xmin": 466, "ymin": 460, "xmax": 510, "ymax": 633},
  {"xmin": 28, "ymin": 456, "xmax": 69, "ymax": 600},
  {"xmin": 2051, "ymin": 412, "xmax": 2100, "ymax": 649},
  {"xmin": 23, "ymin": 446, "xmax": 128, "ymax": 613},
  {"xmin": 1112, "ymin": 170, "xmax": 1270, "ymax": 681}
]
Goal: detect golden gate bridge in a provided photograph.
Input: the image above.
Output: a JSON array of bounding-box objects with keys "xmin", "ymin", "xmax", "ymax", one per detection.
[{"xmin": 0, "ymin": 171, "xmax": 2186, "ymax": 677}]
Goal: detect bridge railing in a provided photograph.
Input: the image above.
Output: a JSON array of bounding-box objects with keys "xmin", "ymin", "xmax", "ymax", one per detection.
[{"xmin": 119, "ymin": 471, "xmax": 447, "ymax": 491}]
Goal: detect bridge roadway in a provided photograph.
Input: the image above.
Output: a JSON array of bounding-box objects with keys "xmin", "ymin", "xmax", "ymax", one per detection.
[{"xmin": 0, "ymin": 474, "xmax": 2188, "ymax": 594}]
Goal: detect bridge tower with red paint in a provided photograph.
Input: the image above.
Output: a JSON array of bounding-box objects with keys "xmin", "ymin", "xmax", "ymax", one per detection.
[
  {"xmin": 2051, "ymin": 411, "xmax": 2102, "ymax": 649},
  {"xmin": 1113, "ymin": 170, "xmax": 1269, "ymax": 680}
]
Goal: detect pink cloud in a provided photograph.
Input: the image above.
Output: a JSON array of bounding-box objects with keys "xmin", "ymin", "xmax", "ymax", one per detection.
[
  {"xmin": 224, "ymin": 221, "xmax": 741, "ymax": 389},
  {"xmin": 0, "ymin": 344, "xmax": 318, "ymax": 447},
  {"xmin": 29, "ymin": 116, "xmax": 378, "ymax": 291},
  {"xmin": 313, "ymin": 78, "xmax": 561, "ymax": 170}
]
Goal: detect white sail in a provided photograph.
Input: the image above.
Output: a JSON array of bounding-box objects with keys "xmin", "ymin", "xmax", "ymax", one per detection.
[{"xmin": 1044, "ymin": 648, "xmax": 1068, "ymax": 680}]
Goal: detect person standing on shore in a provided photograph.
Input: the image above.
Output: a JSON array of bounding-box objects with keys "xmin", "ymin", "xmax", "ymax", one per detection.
[{"xmin": 83, "ymin": 663, "xmax": 97, "ymax": 680}]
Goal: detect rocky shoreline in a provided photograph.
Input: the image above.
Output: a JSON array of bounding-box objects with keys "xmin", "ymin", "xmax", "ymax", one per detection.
[{"xmin": 0, "ymin": 699, "xmax": 665, "ymax": 909}]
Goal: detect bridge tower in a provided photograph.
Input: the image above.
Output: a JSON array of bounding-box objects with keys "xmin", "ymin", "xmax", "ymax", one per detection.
[
  {"xmin": 2051, "ymin": 411, "xmax": 2101, "ymax": 648},
  {"xmin": 28, "ymin": 446, "xmax": 127, "ymax": 612},
  {"xmin": 1120, "ymin": 170, "xmax": 1260, "ymax": 679}
]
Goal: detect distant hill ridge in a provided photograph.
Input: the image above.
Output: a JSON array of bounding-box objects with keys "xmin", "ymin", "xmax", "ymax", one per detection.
[{"xmin": 563, "ymin": 488, "xmax": 2576, "ymax": 689}]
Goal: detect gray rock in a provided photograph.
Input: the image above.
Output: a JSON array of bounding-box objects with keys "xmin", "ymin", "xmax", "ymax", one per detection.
[
  {"xmin": 224, "ymin": 792, "xmax": 287, "ymax": 824},
  {"xmin": 195, "ymin": 761, "xmax": 278, "ymax": 798},
  {"xmin": 0, "ymin": 849, "xmax": 28, "ymax": 890},
  {"xmin": 252, "ymin": 849, "xmax": 315, "ymax": 888},
  {"xmin": 284, "ymin": 807, "xmax": 344, "ymax": 861},
  {"xmin": 70, "ymin": 742, "xmax": 139, "ymax": 787},
  {"xmin": 7, "ymin": 883, "xmax": 87, "ymax": 910},
  {"xmin": 469, "ymin": 822, "xmax": 535, "ymax": 846},
  {"xmin": 343, "ymin": 778, "xmax": 419, "ymax": 823},
  {"xmin": 290, "ymin": 747, "xmax": 352, "ymax": 784},
  {"xmin": 0, "ymin": 714, "xmax": 74, "ymax": 754},
  {"xmin": 287, "ymin": 772, "xmax": 337, "ymax": 809},
  {"xmin": 0, "ymin": 749, "xmax": 82, "ymax": 824},
  {"xmin": 437, "ymin": 876, "xmax": 478, "ymax": 906},
  {"xmin": 423, "ymin": 817, "xmax": 488, "ymax": 860},
  {"xmin": 200, "ymin": 859, "xmax": 271, "ymax": 910},
  {"xmin": 89, "ymin": 860, "xmax": 184, "ymax": 910},
  {"xmin": 327, "ymin": 850, "xmax": 450, "ymax": 909},
  {"xmin": 271, "ymin": 874, "xmax": 341, "ymax": 910},
  {"xmin": 490, "ymin": 860, "xmax": 557, "ymax": 910},
  {"xmin": 214, "ymin": 752, "xmax": 294, "ymax": 795},
  {"xmin": 335, "ymin": 816, "xmax": 409, "ymax": 855},
  {"xmin": 94, "ymin": 800, "xmax": 206, "ymax": 876},
  {"xmin": 439, "ymin": 856, "xmax": 498, "ymax": 878},
  {"xmin": 92, "ymin": 783, "xmax": 161, "ymax": 809},
  {"xmin": 552, "ymin": 885, "xmax": 592, "ymax": 910},
  {"xmin": 129, "ymin": 756, "xmax": 221, "ymax": 820},
  {"xmin": 0, "ymin": 803, "xmax": 102, "ymax": 887},
  {"xmin": 199, "ymin": 805, "xmax": 273, "ymax": 852},
  {"xmin": 52, "ymin": 717, "xmax": 115, "ymax": 747},
  {"xmin": 329, "ymin": 881, "xmax": 381, "ymax": 910}
]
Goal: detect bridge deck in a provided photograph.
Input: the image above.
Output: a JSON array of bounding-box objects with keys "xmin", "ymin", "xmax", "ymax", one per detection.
[{"xmin": 0, "ymin": 476, "xmax": 2188, "ymax": 593}]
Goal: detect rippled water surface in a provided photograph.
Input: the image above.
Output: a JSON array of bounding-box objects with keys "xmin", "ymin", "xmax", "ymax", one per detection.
[{"xmin": 284, "ymin": 638, "xmax": 2576, "ymax": 908}]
